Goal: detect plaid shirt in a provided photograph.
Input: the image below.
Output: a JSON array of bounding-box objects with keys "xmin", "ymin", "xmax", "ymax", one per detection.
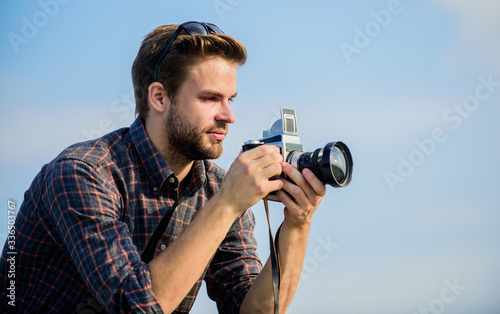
[{"xmin": 0, "ymin": 117, "xmax": 262, "ymax": 313}]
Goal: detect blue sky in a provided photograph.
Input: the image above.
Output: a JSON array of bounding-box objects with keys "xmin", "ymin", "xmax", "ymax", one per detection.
[{"xmin": 1, "ymin": 1, "xmax": 499, "ymax": 313}]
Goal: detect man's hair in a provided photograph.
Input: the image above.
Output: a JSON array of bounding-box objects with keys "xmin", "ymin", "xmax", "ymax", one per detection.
[{"xmin": 131, "ymin": 24, "xmax": 247, "ymax": 119}]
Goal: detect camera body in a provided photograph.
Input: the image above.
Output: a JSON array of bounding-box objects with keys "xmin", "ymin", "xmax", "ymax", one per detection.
[
  {"xmin": 242, "ymin": 108, "xmax": 302, "ymax": 201},
  {"xmin": 243, "ymin": 107, "xmax": 353, "ymax": 202},
  {"xmin": 243, "ymin": 107, "xmax": 303, "ymax": 160}
]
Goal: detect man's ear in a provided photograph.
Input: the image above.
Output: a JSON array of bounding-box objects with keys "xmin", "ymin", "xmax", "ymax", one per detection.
[{"xmin": 148, "ymin": 82, "xmax": 170, "ymax": 114}]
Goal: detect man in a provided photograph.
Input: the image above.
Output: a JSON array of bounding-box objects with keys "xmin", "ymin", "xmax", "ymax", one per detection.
[{"xmin": 0, "ymin": 22, "xmax": 326, "ymax": 313}]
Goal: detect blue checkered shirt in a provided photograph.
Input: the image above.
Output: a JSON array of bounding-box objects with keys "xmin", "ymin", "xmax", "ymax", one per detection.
[{"xmin": 0, "ymin": 117, "xmax": 262, "ymax": 313}]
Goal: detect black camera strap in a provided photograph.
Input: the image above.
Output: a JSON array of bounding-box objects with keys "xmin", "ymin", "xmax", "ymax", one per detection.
[{"xmin": 263, "ymin": 196, "xmax": 281, "ymax": 314}]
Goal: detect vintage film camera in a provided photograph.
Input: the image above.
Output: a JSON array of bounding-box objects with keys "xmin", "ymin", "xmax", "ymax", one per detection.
[{"xmin": 242, "ymin": 107, "xmax": 353, "ymax": 201}]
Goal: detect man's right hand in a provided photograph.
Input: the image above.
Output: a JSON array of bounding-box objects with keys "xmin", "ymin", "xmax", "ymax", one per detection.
[
  {"xmin": 218, "ymin": 145, "xmax": 284, "ymax": 214},
  {"xmin": 150, "ymin": 144, "xmax": 283, "ymax": 312}
]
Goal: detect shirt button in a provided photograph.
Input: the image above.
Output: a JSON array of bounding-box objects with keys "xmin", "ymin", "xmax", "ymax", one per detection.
[
  {"xmin": 160, "ymin": 244, "xmax": 167, "ymax": 251},
  {"xmin": 153, "ymin": 186, "xmax": 158, "ymax": 192},
  {"xmin": 168, "ymin": 177, "xmax": 175, "ymax": 184}
]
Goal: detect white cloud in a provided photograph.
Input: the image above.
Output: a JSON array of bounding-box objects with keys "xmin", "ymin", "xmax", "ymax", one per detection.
[{"xmin": 436, "ymin": 0, "xmax": 500, "ymax": 74}]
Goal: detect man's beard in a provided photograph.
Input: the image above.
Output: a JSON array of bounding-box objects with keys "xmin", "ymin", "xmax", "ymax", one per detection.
[{"xmin": 163, "ymin": 103, "xmax": 228, "ymax": 165}]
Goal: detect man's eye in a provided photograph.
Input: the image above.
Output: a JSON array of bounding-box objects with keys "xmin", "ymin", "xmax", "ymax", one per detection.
[{"xmin": 202, "ymin": 97, "xmax": 217, "ymax": 102}]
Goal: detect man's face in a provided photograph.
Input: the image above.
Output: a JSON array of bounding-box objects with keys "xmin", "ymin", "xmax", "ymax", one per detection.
[{"xmin": 163, "ymin": 57, "xmax": 238, "ymax": 162}]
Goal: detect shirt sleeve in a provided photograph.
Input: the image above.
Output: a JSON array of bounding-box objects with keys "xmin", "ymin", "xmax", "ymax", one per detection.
[
  {"xmin": 38, "ymin": 158, "xmax": 163, "ymax": 313},
  {"xmin": 204, "ymin": 208, "xmax": 263, "ymax": 313}
]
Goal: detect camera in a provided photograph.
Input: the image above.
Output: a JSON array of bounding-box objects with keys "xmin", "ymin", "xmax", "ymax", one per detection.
[{"xmin": 242, "ymin": 107, "xmax": 353, "ymax": 201}]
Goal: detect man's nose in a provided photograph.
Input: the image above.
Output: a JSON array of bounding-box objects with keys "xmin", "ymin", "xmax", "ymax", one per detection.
[{"xmin": 216, "ymin": 100, "xmax": 236, "ymax": 124}]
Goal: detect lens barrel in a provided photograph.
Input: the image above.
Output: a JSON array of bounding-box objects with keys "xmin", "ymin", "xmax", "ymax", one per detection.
[
  {"xmin": 288, "ymin": 142, "xmax": 353, "ymax": 187},
  {"xmin": 243, "ymin": 140, "xmax": 353, "ymax": 188}
]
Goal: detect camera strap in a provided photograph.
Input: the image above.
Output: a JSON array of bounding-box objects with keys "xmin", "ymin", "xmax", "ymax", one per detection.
[{"xmin": 263, "ymin": 196, "xmax": 281, "ymax": 314}]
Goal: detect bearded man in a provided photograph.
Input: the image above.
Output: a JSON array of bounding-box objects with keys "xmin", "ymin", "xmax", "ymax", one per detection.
[{"xmin": 0, "ymin": 22, "xmax": 326, "ymax": 313}]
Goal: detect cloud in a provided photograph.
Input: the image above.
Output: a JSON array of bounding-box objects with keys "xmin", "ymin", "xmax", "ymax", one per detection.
[{"xmin": 435, "ymin": 0, "xmax": 500, "ymax": 74}]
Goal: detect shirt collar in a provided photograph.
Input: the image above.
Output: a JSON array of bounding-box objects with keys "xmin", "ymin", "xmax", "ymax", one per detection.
[
  {"xmin": 184, "ymin": 159, "xmax": 207, "ymax": 197},
  {"xmin": 130, "ymin": 117, "xmax": 174, "ymax": 194},
  {"xmin": 130, "ymin": 117, "xmax": 207, "ymax": 196}
]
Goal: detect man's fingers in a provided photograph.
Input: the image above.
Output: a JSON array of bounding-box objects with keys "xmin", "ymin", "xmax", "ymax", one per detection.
[
  {"xmin": 302, "ymin": 168, "xmax": 327, "ymax": 197},
  {"xmin": 280, "ymin": 163, "xmax": 314, "ymax": 196},
  {"xmin": 241, "ymin": 144, "xmax": 280, "ymax": 161},
  {"xmin": 281, "ymin": 162, "xmax": 326, "ymax": 197},
  {"xmin": 278, "ymin": 162, "xmax": 327, "ymax": 208}
]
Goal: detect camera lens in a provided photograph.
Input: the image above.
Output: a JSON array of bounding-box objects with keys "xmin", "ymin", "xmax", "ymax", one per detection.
[
  {"xmin": 288, "ymin": 142, "xmax": 353, "ymax": 187},
  {"xmin": 329, "ymin": 145, "xmax": 346, "ymax": 183}
]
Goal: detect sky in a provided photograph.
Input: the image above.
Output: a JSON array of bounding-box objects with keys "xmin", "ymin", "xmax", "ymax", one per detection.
[{"xmin": 1, "ymin": 0, "xmax": 499, "ymax": 313}]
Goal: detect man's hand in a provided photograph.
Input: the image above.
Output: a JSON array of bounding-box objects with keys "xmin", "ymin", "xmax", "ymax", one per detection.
[
  {"xmin": 277, "ymin": 162, "xmax": 327, "ymax": 227},
  {"xmin": 218, "ymin": 145, "xmax": 284, "ymax": 214},
  {"xmin": 149, "ymin": 145, "xmax": 284, "ymax": 312},
  {"xmin": 240, "ymin": 161, "xmax": 327, "ymax": 313}
]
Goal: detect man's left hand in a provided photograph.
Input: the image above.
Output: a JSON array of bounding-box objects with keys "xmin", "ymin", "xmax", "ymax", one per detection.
[{"xmin": 276, "ymin": 162, "xmax": 327, "ymax": 228}]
